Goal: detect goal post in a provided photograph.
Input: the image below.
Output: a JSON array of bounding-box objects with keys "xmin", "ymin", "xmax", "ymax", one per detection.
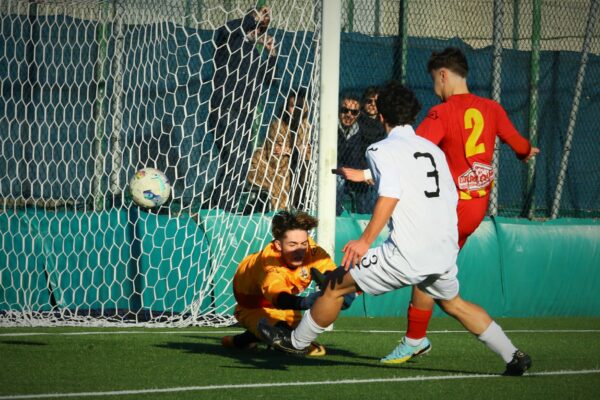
[
  {"xmin": 315, "ymin": 0, "xmax": 340, "ymax": 257},
  {"xmin": 0, "ymin": 0, "xmax": 329, "ymax": 326}
]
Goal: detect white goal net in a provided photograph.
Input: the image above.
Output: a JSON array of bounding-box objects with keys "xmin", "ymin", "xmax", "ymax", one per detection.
[{"xmin": 0, "ymin": 0, "xmax": 323, "ymax": 326}]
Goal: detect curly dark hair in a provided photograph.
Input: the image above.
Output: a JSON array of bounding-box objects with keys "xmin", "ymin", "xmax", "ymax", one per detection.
[
  {"xmin": 375, "ymin": 81, "xmax": 421, "ymax": 127},
  {"xmin": 427, "ymin": 47, "xmax": 469, "ymax": 78},
  {"xmin": 271, "ymin": 210, "xmax": 318, "ymax": 240}
]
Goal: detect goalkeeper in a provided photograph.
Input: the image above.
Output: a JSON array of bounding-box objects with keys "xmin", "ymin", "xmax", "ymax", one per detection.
[{"xmin": 222, "ymin": 210, "xmax": 355, "ymax": 356}]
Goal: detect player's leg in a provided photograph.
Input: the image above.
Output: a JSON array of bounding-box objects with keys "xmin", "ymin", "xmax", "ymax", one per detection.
[
  {"xmin": 419, "ymin": 267, "xmax": 531, "ymax": 375},
  {"xmin": 227, "ymin": 307, "xmax": 298, "ymax": 350},
  {"xmin": 380, "ymin": 287, "xmax": 435, "ymax": 364},
  {"xmin": 306, "ymin": 267, "xmax": 358, "ymax": 327},
  {"xmin": 407, "ymin": 287, "xmax": 434, "ymax": 341},
  {"xmin": 437, "ymin": 295, "xmax": 492, "ymax": 334},
  {"xmin": 457, "ymin": 196, "xmax": 488, "ymax": 248},
  {"xmin": 437, "ymin": 296, "xmax": 532, "ymax": 375},
  {"xmin": 420, "ymin": 268, "xmax": 496, "ymax": 346},
  {"xmin": 275, "ymin": 320, "xmax": 327, "ymax": 357},
  {"xmin": 399, "ymin": 197, "xmax": 488, "ymax": 359},
  {"xmin": 257, "ymin": 267, "xmax": 360, "ymax": 354},
  {"xmin": 341, "ymin": 244, "xmax": 430, "ymax": 364},
  {"xmin": 290, "ymin": 268, "xmax": 358, "ymax": 351},
  {"xmin": 222, "ymin": 307, "xmax": 264, "ymax": 350},
  {"xmin": 221, "ymin": 329, "xmax": 260, "ymax": 349}
]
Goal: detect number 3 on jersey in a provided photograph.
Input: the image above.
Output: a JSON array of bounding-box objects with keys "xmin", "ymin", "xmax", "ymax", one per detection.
[
  {"xmin": 464, "ymin": 108, "xmax": 485, "ymax": 158},
  {"xmin": 413, "ymin": 152, "xmax": 440, "ymax": 198}
]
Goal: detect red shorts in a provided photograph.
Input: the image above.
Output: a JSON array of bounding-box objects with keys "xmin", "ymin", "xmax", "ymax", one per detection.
[{"xmin": 457, "ymin": 196, "xmax": 489, "ymax": 248}]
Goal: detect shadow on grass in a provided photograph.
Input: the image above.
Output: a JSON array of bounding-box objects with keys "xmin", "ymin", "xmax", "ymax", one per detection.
[
  {"xmin": 155, "ymin": 335, "xmax": 391, "ymax": 371},
  {"xmin": 156, "ymin": 335, "xmax": 494, "ymax": 375}
]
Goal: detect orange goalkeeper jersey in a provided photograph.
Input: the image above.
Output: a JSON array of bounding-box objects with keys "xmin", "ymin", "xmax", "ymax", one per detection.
[
  {"xmin": 233, "ymin": 238, "xmax": 337, "ymax": 309},
  {"xmin": 417, "ymin": 93, "xmax": 531, "ymax": 199}
]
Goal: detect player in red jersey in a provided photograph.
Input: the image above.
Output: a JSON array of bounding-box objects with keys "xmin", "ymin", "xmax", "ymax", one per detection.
[{"xmin": 399, "ymin": 47, "xmax": 539, "ymax": 363}]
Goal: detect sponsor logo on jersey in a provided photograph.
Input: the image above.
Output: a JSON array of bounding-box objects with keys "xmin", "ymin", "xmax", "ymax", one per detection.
[
  {"xmin": 427, "ymin": 110, "xmax": 439, "ymax": 120},
  {"xmin": 458, "ymin": 162, "xmax": 495, "ymax": 191},
  {"xmin": 367, "ymin": 147, "xmax": 378, "ymax": 152},
  {"xmin": 300, "ymin": 267, "xmax": 309, "ymax": 280}
]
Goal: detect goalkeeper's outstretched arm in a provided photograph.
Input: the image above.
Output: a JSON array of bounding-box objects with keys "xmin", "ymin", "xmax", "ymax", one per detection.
[{"xmin": 275, "ymin": 292, "xmax": 319, "ymax": 310}]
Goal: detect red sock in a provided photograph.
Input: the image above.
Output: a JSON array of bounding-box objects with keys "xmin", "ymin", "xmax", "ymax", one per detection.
[{"xmin": 406, "ymin": 304, "xmax": 433, "ymax": 340}]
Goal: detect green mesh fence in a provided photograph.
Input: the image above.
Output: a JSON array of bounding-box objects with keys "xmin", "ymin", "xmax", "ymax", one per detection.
[{"xmin": 338, "ymin": 0, "xmax": 600, "ymax": 219}]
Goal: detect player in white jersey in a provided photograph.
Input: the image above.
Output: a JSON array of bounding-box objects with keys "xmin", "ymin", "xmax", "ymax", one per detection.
[{"xmin": 258, "ymin": 81, "xmax": 531, "ymax": 376}]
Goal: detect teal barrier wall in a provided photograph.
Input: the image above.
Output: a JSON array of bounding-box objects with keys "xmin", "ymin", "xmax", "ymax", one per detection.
[
  {"xmin": 340, "ymin": 216, "xmax": 600, "ymax": 317},
  {"xmin": 0, "ymin": 209, "xmax": 132, "ymax": 312},
  {"xmin": 1, "ymin": 210, "xmax": 599, "ymax": 318},
  {"xmin": 495, "ymin": 217, "xmax": 600, "ymax": 316},
  {"xmin": 137, "ymin": 211, "xmax": 213, "ymax": 313}
]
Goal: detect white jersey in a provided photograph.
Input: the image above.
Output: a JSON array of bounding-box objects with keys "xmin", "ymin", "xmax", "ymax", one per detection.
[{"xmin": 366, "ymin": 125, "xmax": 459, "ymax": 276}]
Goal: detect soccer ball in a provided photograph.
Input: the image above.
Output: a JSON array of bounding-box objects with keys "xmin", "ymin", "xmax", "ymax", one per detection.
[{"xmin": 129, "ymin": 168, "xmax": 171, "ymax": 208}]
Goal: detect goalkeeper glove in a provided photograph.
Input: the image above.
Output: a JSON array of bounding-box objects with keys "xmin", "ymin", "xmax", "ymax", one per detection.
[
  {"xmin": 311, "ymin": 266, "xmax": 347, "ymax": 290},
  {"xmin": 310, "ymin": 267, "xmax": 327, "ymax": 290},
  {"xmin": 310, "ymin": 268, "xmax": 356, "ymax": 310}
]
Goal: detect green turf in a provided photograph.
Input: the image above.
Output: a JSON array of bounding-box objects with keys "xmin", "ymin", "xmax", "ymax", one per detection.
[{"xmin": 1, "ymin": 317, "xmax": 600, "ymax": 399}]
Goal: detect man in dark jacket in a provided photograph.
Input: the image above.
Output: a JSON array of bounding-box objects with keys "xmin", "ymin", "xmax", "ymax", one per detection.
[{"xmin": 336, "ymin": 93, "xmax": 385, "ymax": 215}]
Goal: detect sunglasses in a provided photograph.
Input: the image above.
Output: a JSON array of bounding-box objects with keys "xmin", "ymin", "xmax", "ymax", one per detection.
[
  {"xmin": 365, "ymin": 98, "xmax": 377, "ymax": 104},
  {"xmin": 340, "ymin": 107, "xmax": 360, "ymax": 116}
]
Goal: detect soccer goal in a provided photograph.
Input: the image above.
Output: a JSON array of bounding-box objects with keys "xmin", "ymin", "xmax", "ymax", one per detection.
[{"xmin": 0, "ymin": 0, "xmax": 337, "ymax": 326}]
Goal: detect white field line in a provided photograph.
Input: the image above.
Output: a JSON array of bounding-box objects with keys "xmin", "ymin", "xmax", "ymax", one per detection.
[
  {"xmin": 1, "ymin": 328, "xmax": 600, "ymax": 337},
  {"xmin": 0, "ymin": 369, "xmax": 599, "ymax": 400}
]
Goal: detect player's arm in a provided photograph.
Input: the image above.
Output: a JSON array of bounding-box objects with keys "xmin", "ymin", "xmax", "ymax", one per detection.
[
  {"xmin": 275, "ymin": 292, "xmax": 316, "ymax": 310},
  {"xmin": 522, "ymin": 146, "xmax": 540, "ymax": 162},
  {"xmin": 332, "ymin": 167, "xmax": 374, "ymax": 184},
  {"xmin": 261, "ymin": 271, "xmax": 316, "ymax": 311},
  {"xmin": 495, "ymin": 106, "xmax": 540, "ymax": 162},
  {"xmin": 341, "ymin": 196, "xmax": 397, "ymax": 269}
]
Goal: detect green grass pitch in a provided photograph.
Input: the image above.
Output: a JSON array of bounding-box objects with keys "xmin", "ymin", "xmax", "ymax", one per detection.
[{"xmin": 1, "ymin": 317, "xmax": 600, "ymax": 399}]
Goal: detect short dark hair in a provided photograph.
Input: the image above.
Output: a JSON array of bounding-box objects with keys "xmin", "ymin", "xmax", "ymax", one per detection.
[
  {"xmin": 427, "ymin": 47, "xmax": 469, "ymax": 78},
  {"xmin": 361, "ymin": 86, "xmax": 379, "ymax": 103},
  {"xmin": 271, "ymin": 210, "xmax": 318, "ymax": 241},
  {"xmin": 376, "ymin": 81, "xmax": 421, "ymax": 127},
  {"xmin": 340, "ymin": 92, "xmax": 360, "ymax": 104}
]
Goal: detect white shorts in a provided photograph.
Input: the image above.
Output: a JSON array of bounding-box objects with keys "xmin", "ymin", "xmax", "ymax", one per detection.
[{"xmin": 349, "ymin": 240, "xmax": 459, "ymax": 300}]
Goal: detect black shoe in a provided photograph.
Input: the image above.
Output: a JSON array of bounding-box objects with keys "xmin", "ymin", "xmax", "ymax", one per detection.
[
  {"xmin": 257, "ymin": 319, "xmax": 309, "ymax": 356},
  {"xmin": 503, "ymin": 350, "xmax": 532, "ymax": 376},
  {"xmin": 221, "ymin": 330, "xmax": 260, "ymax": 350}
]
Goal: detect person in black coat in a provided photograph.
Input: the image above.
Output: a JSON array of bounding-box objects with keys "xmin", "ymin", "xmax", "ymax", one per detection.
[
  {"xmin": 336, "ymin": 92, "xmax": 385, "ymax": 215},
  {"xmin": 206, "ymin": 6, "xmax": 277, "ymax": 211}
]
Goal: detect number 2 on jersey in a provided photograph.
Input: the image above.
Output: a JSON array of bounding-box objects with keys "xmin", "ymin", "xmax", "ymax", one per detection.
[{"xmin": 464, "ymin": 108, "xmax": 485, "ymax": 158}]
